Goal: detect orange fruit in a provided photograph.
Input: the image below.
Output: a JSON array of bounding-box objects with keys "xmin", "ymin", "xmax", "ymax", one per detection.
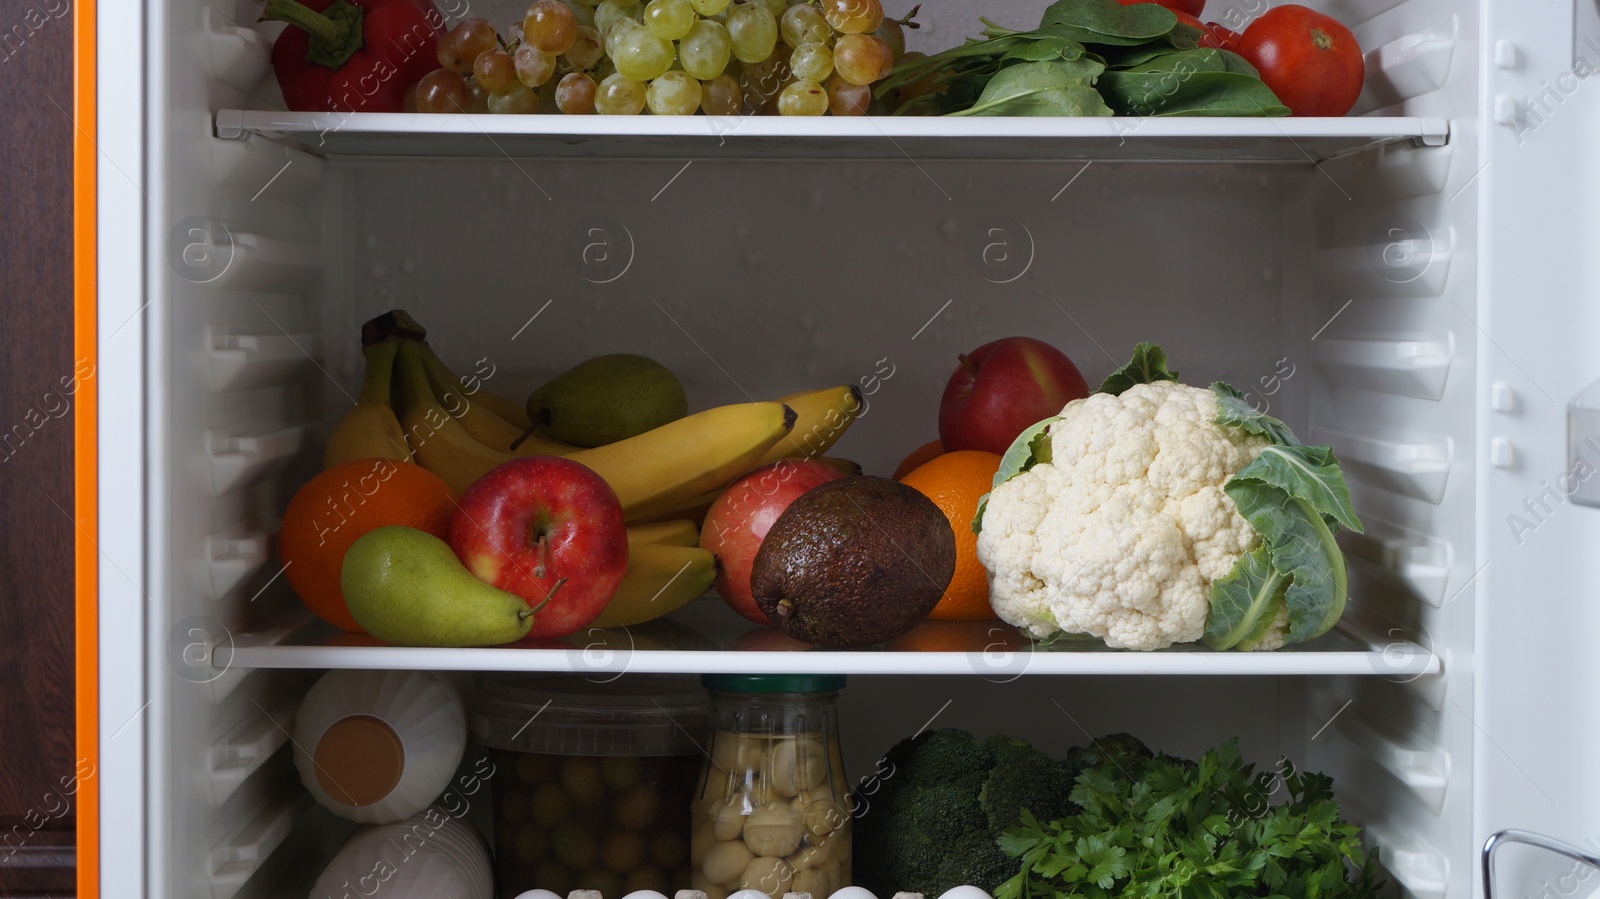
[
  {"xmin": 279, "ymin": 458, "xmax": 456, "ymax": 631},
  {"xmin": 892, "ymin": 438, "xmax": 944, "ymax": 481},
  {"xmin": 887, "ymin": 619, "xmax": 1029, "ymax": 653},
  {"xmin": 899, "ymin": 449, "xmax": 1003, "ymax": 621}
]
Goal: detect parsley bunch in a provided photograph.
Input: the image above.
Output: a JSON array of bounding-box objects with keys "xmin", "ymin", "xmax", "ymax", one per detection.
[{"xmin": 994, "ymin": 740, "xmax": 1383, "ymax": 899}]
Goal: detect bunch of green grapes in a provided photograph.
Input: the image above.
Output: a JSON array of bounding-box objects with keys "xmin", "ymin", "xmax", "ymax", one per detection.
[
  {"xmin": 729, "ymin": 0, "xmax": 914, "ymax": 115},
  {"xmin": 416, "ymin": 2, "xmax": 609, "ymax": 114},
  {"xmin": 412, "ymin": 0, "xmax": 912, "ymax": 116}
]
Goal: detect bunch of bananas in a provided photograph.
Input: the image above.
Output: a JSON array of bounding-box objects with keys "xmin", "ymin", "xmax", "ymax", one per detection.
[{"xmin": 320, "ymin": 311, "xmax": 865, "ymax": 627}]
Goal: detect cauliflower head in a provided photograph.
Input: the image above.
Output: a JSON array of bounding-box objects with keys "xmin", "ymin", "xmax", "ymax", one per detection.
[{"xmin": 975, "ymin": 381, "xmax": 1274, "ymax": 651}]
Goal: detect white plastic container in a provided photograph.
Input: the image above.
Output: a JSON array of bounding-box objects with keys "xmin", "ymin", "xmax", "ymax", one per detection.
[
  {"xmin": 292, "ymin": 670, "xmax": 470, "ymax": 824},
  {"xmin": 308, "ymin": 805, "xmax": 494, "ymax": 899}
]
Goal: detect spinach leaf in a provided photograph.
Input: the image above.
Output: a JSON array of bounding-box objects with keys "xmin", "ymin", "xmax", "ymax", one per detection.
[
  {"xmin": 875, "ymin": 35, "xmax": 1023, "ymax": 97},
  {"xmin": 948, "ymin": 59, "xmax": 1112, "ymax": 117},
  {"xmin": 880, "ymin": 0, "xmax": 1285, "ymax": 117},
  {"xmin": 1096, "ymin": 43, "xmax": 1184, "ymax": 70},
  {"xmin": 1040, "ymin": 0, "xmax": 1177, "ymax": 44},
  {"xmin": 937, "ymin": 75, "xmax": 986, "ymax": 113},
  {"xmin": 1098, "ymin": 49, "xmax": 1289, "ymax": 116},
  {"xmin": 1000, "ymin": 33, "xmax": 1086, "ymax": 63},
  {"xmin": 1097, "ymin": 342, "xmax": 1179, "ymax": 395},
  {"xmin": 1168, "ymin": 19, "xmax": 1204, "ymax": 49}
]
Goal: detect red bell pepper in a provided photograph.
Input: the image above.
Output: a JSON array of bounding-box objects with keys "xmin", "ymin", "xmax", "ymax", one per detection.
[{"xmin": 263, "ymin": 0, "xmax": 444, "ymax": 113}]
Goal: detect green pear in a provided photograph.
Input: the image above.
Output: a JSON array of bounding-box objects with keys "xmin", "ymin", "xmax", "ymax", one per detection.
[
  {"xmin": 341, "ymin": 526, "xmax": 532, "ymax": 647},
  {"xmin": 518, "ymin": 354, "xmax": 688, "ymax": 449}
]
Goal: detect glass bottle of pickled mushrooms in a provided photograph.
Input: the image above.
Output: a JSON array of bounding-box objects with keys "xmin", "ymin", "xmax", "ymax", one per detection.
[{"xmin": 693, "ymin": 675, "xmax": 849, "ymax": 899}]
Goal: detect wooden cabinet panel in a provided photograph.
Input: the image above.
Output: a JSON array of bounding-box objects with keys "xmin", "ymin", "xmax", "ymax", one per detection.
[{"xmin": 0, "ymin": 0, "xmax": 81, "ymax": 894}]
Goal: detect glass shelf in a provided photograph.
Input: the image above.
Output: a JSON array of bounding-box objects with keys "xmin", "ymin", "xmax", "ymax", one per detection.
[
  {"xmin": 215, "ymin": 110, "xmax": 1448, "ymax": 162},
  {"xmin": 218, "ymin": 597, "xmax": 1439, "ymax": 677}
]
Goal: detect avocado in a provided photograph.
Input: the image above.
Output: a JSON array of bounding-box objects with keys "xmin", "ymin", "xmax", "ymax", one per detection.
[{"xmin": 750, "ymin": 476, "xmax": 956, "ymax": 647}]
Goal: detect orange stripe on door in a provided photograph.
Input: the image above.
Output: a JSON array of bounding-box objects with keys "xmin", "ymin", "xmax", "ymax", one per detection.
[{"xmin": 73, "ymin": 0, "xmax": 99, "ymax": 895}]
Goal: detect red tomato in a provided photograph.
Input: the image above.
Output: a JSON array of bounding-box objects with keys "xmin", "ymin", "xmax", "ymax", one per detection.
[
  {"xmin": 1170, "ymin": 10, "xmax": 1206, "ymax": 41},
  {"xmin": 1201, "ymin": 21, "xmax": 1242, "ymax": 51},
  {"xmin": 1237, "ymin": 5, "xmax": 1364, "ymax": 116},
  {"xmin": 1115, "ymin": 0, "xmax": 1206, "ymax": 17}
]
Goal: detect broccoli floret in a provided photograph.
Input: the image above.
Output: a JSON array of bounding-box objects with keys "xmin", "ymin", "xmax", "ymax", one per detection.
[
  {"xmin": 901, "ymin": 728, "xmax": 994, "ymax": 788},
  {"xmin": 907, "ymin": 783, "xmax": 984, "ymax": 842},
  {"xmin": 933, "ymin": 838, "xmax": 1016, "ymax": 896},
  {"xmin": 1064, "ymin": 731, "xmax": 1152, "ymax": 779},
  {"xmin": 854, "ymin": 730, "xmax": 1081, "ymax": 898},
  {"xmin": 978, "ymin": 735, "xmax": 1077, "ymax": 832}
]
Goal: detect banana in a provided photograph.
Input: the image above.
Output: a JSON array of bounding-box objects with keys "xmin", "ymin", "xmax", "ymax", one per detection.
[
  {"xmin": 419, "ymin": 343, "xmax": 578, "ymax": 457},
  {"xmin": 639, "ymin": 492, "xmax": 718, "ymax": 527},
  {"xmin": 625, "ymin": 520, "xmax": 701, "ymax": 547},
  {"xmin": 410, "ymin": 340, "xmax": 534, "ymax": 429},
  {"xmin": 589, "ymin": 542, "xmax": 716, "ymax": 629},
  {"xmin": 567, "ymin": 402, "xmax": 797, "ymax": 522},
  {"xmin": 395, "ymin": 340, "xmax": 517, "ymax": 495},
  {"xmin": 758, "ymin": 384, "xmax": 864, "ymax": 464},
  {"xmin": 471, "ymin": 389, "xmax": 534, "ymax": 430},
  {"xmin": 324, "ymin": 338, "xmax": 413, "ymax": 469}
]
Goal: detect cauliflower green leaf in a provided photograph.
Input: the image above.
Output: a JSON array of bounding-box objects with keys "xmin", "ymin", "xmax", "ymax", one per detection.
[
  {"xmin": 1204, "ymin": 546, "xmax": 1288, "ymax": 651},
  {"xmin": 1222, "ymin": 484, "xmax": 1350, "ymax": 644},
  {"xmin": 1097, "ymin": 341, "xmax": 1179, "ymax": 396},
  {"xmin": 1207, "ymin": 379, "xmax": 1363, "ymax": 647},
  {"xmin": 1211, "ymin": 381, "xmax": 1299, "ymax": 445},
  {"xmin": 1233, "ymin": 443, "xmax": 1364, "ymax": 533}
]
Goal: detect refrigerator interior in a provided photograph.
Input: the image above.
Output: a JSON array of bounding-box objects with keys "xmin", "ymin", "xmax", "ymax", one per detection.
[{"xmin": 124, "ymin": 0, "xmax": 1503, "ymax": 895}]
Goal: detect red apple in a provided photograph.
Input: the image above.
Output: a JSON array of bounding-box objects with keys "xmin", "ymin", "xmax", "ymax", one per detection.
[
  {"xmin": 938, "ymin": 337, "xmax": 1090, "ymax": 455},
  {"xmin": 701, "ymin": 459, "xmax": 845, "ymax": 625},
  {"xmin": 448, "ymin": 457, "xmax": 628, "ymax": 639}
]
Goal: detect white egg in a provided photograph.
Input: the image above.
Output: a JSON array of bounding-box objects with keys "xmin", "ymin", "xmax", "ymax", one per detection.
[
  {"xmin": 729, "ymin": 890, "xmax": 773, "ymax": 899},
  {"xmin": 622, "ymin": 892, "xmax": 670, "ymax": 899},
  {"xmin": 831, "ymin": 887, "xmax": 879, "ymax": 899},
  {"xmin": 936, "ymin": 886, "xmax": 994, "ymax": 899},
  {"xmin": 513, "ymin": 892, "xmax": 565, "ymax": 899}
]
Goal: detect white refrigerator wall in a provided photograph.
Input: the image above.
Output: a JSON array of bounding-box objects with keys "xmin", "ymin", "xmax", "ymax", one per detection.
[
  {"xmin": 1476, "ymin": 0, "xmax": 1600, "ymax": 895},
  {"xmin": 110, "ymin": 0, "xmax": 1523, "ymax": 895}
]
